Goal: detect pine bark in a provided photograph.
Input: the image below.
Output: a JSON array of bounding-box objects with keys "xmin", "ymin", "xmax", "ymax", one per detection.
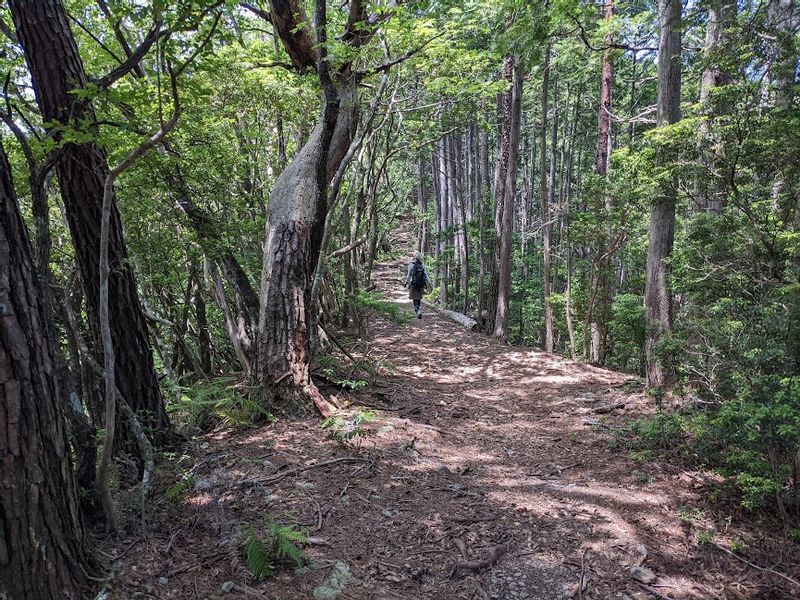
[
  {"xmin": 0, "ymin": 141, "xmax": 93, "ymax": 600},
  {"xmin": 644, "ymin": 0, "xmax": 682, "ymax": 389},
  {"xmin": 9, "ymin": 0, "xmax": 171, "ymax": 450},
  {"xmin": 255, "ymin": 84, "xmax": 356, "ymax": 412}
]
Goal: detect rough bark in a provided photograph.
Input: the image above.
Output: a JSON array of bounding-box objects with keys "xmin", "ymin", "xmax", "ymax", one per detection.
[
  {"xmin": 9, "ymin": 0, "xmax": 172, "ymax": 452},
  {"xmin": 644, "ymin": 0, "xmax": 682, "ymax": 389},
  {"xmin": 255, "ymin": 83, "xmax": 356, "ymax": 412},
  {"xmin": 494, "ymin": 56, "xmax": 523, "ymax": 341},
  {"xmin": 0, "ymin": 141, "xmax": 93, "ymax": 600}
]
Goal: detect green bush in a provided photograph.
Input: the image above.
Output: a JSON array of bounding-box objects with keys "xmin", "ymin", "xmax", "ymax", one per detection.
[{"xmin": 168, "ymin": 376, "xmax": 274, "ymax": 431}]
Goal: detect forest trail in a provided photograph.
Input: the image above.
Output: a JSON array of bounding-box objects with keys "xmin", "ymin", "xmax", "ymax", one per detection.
[{"xmin": 106, "ymin": 248, "xmax": 789, "ymax": 600}]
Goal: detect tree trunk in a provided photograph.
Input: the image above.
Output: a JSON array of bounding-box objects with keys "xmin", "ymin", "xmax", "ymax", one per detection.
[
  {"xmin": 0, "ymin": 141, "xmax": 93, "ymax": 600},
  {"xmin": 590, "ymin": 0, "xmax": 614, "ymax": 363},
  {"xmin": 487, "ymin": 55, "xmax": 514, "ymax": 334},
  {"xmin": 697, "ymin": 0, "xmax": 735, "ymax": 214},
  {"xmin": 645, "ymin": 0, "xmax": 682, "ymax": 390},
  {"xmin": 448, "ymin": 135, "xmax": 469, "ymax": 313},
  {"xmin": 9, "ymin": 0, "xmax": 172, "ymax": 452},
  {"xmin": 494, "ymin": 55, "xmax": 523, "ymax": 341},
  {"xmin": 540, "ymin": 46, "xmax": 554, "ymax": 353},
  {"xmin": 255, "ymin": 82, "xmax": 356, "ymax": 413}
]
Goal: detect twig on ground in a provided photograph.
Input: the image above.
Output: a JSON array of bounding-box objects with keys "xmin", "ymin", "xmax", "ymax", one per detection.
[
  {"xmin": 594, "ymin": 401, "xmax": 626, "ymax": 414},
  {"xmin": 304, "ymin": 489, "xmax": 324, "ymax": 531},
  {"xmin": 453, "ymin": 544, "xmax": 506, "ymax": 577},
  {"xmin": 260, "ymin": 456, "xmax": 372, "ymax": 484},
  {"xmin": 711, "ymin": 541, "xmax": 800, "ymax": 588},
  {"xmin": 578, "ymin": 547, "xmax": 588, "ymax": 600}
]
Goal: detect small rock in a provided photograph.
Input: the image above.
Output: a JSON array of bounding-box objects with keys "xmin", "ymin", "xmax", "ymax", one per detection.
[
  {"xmin": 194, "ymin": 479, "xmax": 213, "ymax": 492},
  {"xmin": 221, "ymin": 581, "xmax": 234, "ymax": 593},
  {"xmin": 375, "ymin": 424, "xmax": 396, "ymax": 436},
  {"xmin": 313, "ymin": 561, "xmax": 352, "ymax": 600},
  {"xmin": 200, "ymin": 442, "xmax": 210, "ymax": 450},
  {"xmin": 158, "ymin": 576, "xmax": 168, "ymax": 586},
  {"xmin": 629, "ymin": 565, "xmax": 657, "ymax": 584}
]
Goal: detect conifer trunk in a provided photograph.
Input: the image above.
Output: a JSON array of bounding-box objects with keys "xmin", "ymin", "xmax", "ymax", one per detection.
[
  {"xmin": 9, "ymin": 0, "xmax": 172, "ymax": 452},
  {"xmin": 645, "ymin": 0, "xmax": 682, "ymax": 389},
  {"xmin": 0, "ymin": 141, "xmax": 93, "ymax": 600}
]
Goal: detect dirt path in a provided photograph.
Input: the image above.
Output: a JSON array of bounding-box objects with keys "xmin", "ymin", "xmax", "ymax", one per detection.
[{"xmin": 105, "ymin": 257, "xmax": 798, "ymax": 599}]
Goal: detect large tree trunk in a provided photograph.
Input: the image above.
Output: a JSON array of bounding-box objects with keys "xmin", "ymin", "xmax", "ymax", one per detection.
[
  {"xmin": 0, "ymin": 142, "xmax": 93, "ymax": 600},
  {"xmin": 644, "ymin": 0, "xmax": 682, "ymax": 390},
  {"xmin": 9, "ymin": 0, "xmax": 172, "ymax": 452},
  {"xmin": 255, "ymin": 84, "xmax": 357, "ymax": 411},
  {"xmin": 494, "ymin": 56, "xmax": 523, "ymax": 341}
]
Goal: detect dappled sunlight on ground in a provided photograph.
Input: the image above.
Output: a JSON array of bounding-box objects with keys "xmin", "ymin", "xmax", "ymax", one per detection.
[{"xmin": 103, "ymin": 245, "xmax": 799, "ymax": 600}]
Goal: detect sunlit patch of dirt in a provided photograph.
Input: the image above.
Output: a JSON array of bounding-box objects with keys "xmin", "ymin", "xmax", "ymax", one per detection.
[{"xmin": 100, "ymin": 247, "xmax": 800, "ymax": 600}]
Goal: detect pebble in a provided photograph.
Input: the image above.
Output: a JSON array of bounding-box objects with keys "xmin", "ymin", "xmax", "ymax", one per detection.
[
  {"xmin": 158, "ymin": 577, "xmax": 168, "ymax": 586},
  {"xmin": 221, "ymin": 581, "xmax": 234, "ymax": 593},
  {"xmin": 629, "ymin": 565, "xmax": 657, "ymax": 584}
]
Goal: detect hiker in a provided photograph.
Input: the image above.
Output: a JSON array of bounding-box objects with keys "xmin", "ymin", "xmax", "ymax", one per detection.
[{"xmin": 405, "ymin": 251, "xmax": 431, "ymax": 318}]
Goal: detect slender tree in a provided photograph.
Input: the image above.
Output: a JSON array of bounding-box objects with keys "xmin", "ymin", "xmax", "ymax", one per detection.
[
  {"xmin": 644, "ymin": 0, "xmax": 682, "ymax": 389},
  {"xmin": 540, "ymin": 46, "xmax": 555, "ymax": 352}
]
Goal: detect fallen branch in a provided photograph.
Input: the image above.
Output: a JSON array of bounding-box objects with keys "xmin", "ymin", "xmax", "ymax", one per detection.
[
  {"xmin": 260, "ymin": 456, "xmax": 372, "ymax": 484},
  {"xmin": 421, "ymin": 299, "xmax": 478, "ymax": 331},
  {"xmin": 594, "ymin": 401, "xmax": 626, "ymax": 414},
  {"xmin": 711, "ymin": 541, "xmax": 800, "ymax": 588},
  {"xmin": 453, "ymin": 544, "xmax": 506, "ymax": 576}
]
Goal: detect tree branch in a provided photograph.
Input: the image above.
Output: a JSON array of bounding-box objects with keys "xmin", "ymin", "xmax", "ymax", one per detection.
[
  {"xmin": 267, "ymin": 0, "xmax": 317, "ymax": 71},
  {"xmin": 567, "ymin": 13, "xmax": 657, "ymax": 52},
  {"xmin": 97, "ymin": 64, "xmax": 182, "ymax": 530}
]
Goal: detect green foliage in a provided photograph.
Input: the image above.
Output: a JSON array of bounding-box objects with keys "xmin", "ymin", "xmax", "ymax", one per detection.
[
  {"xmin": 243, "ymin": 523, "xmax": 307, "ymax": 579},
  {"xmin": 353, "ymin": 290, "xmax": 413, "ymax": 325},
  {"xmin": 697, "ymin": 529, "xmax": 716, "ymax": 545},
  {"xmin": 322, "ymin": 408, "xmax": 377, "ymax": 442},
  {"xmin": 165, "ymin": 471, "xmax": 197, "ymax": 505},
  {"xmin": 168, "ymin": 376, "xmax": 275, "ymax": 431},
  {"xmin": 608, "ymin": 294, "xmax": 646, "ymax": 374}
]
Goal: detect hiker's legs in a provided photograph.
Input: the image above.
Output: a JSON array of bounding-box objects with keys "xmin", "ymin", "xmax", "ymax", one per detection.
[{"xmin": 413, "ymin": 299, "xmax": 421, "ymax": 313}]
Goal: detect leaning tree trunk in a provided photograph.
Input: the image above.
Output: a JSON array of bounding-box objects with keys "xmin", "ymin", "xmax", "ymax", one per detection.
[
  {"xmin": 9, "ymin": 0, "xmax": 172, "ymax": 453},
  {"xmin": 0, "ymin": 141, "xmax": 93, "ymax": 600},
  {"xmin": 644, "ymin": 0, "xmax": 682, "ymax": 390},
  {"xmin": 255, "ymin": 85, "xmax": 357, "ymax": 412}
]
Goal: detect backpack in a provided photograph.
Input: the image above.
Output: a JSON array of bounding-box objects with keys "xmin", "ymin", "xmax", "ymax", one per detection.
[{"xmin": 411, "ymin": 262, "xmax": 426, "ymax": 289}]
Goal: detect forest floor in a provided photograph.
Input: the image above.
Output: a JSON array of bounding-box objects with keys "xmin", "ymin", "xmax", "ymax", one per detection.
[{"xmin": 101, "ymin": 246, "xmax": 800, "ymax": 600}]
